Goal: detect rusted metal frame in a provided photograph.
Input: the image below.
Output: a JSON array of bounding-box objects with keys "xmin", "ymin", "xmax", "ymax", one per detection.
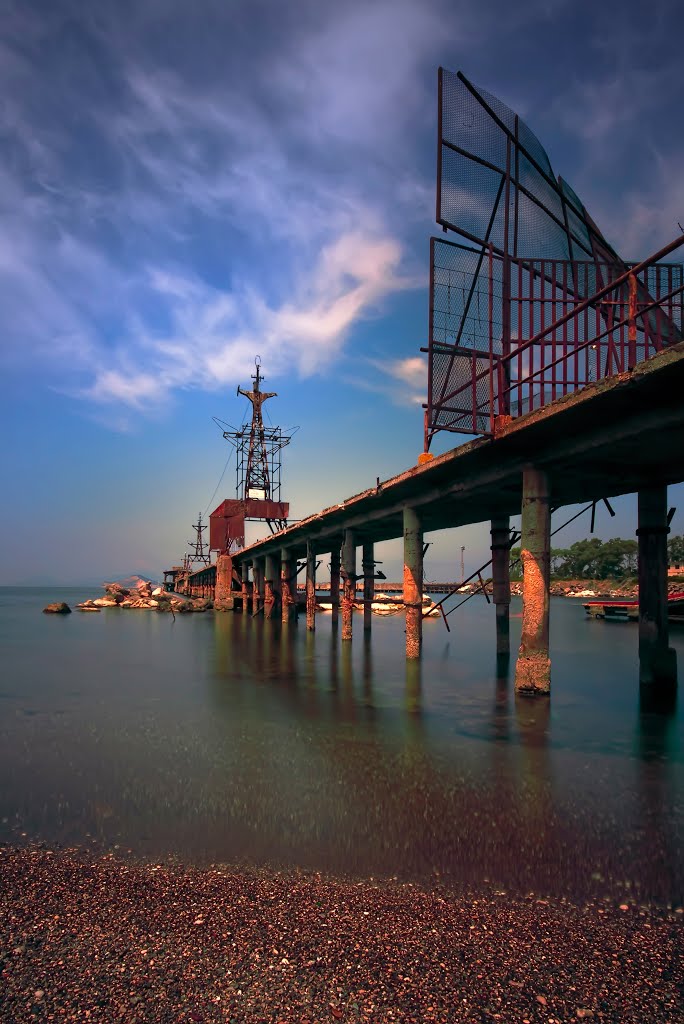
[
  {"xmin": 630, "ymin": 279, "xmax": 684, "ymax": 345},
  {"xmin": 513, "ymin": 114, "xmax": 519, "ymax": 258},
  {"xmin": 489, "ymin": 243, "xmax": 495, "ymax": 431},
  {"xmin": 516, "ymin": 238, "xmax": 684, "ymax": 360},
  {"xmin": 516, "ymin": 256, "xmax": 528, "ymax": 411},
  {"xmin": 491, "ymin": 236, "xmax": 684, "ymax": 409},
  {"xmin": 540, "ymin": 259, "xmax": 547, "ymax": 408},
  {"xmin": 453, "ymin": 72, "xmax": 598, "ymax": 258},
  {"xmin": 500, "ymin": 134, "xmax": 512, "ymax": 423},
  {"xmin": 426, "ymin": 238, "xmax": 436, "ymax": 447},
  {"xmin": 436, "ymin": 66, "xmax": 443, "ymax": 225},
  {"xmin": 562, "ymin": 261, "xmax": 569, "ymax": 395},
  {"xmin": 432, "ymin": 178, "xmax": 506, "ymax": 418},
  {"xmin": 628, "ymin": 272, "xmax": 638, "ymax": 369}
]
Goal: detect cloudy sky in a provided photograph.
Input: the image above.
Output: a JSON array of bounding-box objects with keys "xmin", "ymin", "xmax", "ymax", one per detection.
[{"xmin": 1, "ymin": 0, "xmax": 683, "ymax": 584}]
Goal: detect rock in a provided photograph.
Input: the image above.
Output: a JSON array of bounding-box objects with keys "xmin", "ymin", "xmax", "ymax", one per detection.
[
  {"xmin": 93, "ymin": 597, "xmax": 118, "ymax": 607},
  {"xmin": 77, "ymin": 606, "xmax": 101, "ymax": 613},
  {"xmin": 42, "ymin": 603, "xmax": 71, "ymax": 614}
]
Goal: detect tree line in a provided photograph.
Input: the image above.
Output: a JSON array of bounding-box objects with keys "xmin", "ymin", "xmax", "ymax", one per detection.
[{"xmin": 508, "ymin": 535, "xmax": 684, "ymax": 581}]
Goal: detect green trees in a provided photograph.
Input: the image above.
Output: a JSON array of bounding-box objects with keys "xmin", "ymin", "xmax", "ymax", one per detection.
[
  {"xmin": 668, "ymin": 534, "xmax": 684, "ymax": 568},
  {"xmin": 505, "ymin": 535, "xmax": 684, "ymax": 580}
]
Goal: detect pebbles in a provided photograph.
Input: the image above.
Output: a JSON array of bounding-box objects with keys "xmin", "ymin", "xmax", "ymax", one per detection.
[{"xmin": 1, "ymin": 847, "xmax": 682, "ymax": 1023}]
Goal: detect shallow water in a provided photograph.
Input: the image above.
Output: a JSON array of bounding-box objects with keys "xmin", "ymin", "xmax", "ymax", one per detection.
[{"xmin": 1, "ymin": 586, "xmax": 683, "ymax": 904}]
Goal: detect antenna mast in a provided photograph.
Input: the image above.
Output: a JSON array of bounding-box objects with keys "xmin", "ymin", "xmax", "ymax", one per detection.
[
  {"xmin": 237, "ymin": 356, "xmax": 278, "ymax": 500},
  {"xmin": 187, "ymin": 512, "xmax": 211, "ymax": 566},
  {"xmin": 212, "ymin": 357, "xmax": 297, "ymax": 540}
]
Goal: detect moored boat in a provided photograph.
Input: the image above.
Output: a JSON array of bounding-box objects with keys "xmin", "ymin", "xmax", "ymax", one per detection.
[{"xmin": 583, "ymin": 591, "xmax": 684, "ymax": 621}]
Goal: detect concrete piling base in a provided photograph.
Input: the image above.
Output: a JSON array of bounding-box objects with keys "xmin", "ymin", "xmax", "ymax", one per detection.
[
  {"xmin": 491, "ymin": 516, "xmax": 511, "ymax": 658},
  {"xmin": 214, "ymin": 553, "xmax": 236, "ymax": 612},
  {"xmin": 515, "ymin": 468, "xmax": 551, "ymax": 695},
  {"xmin": 638, "ymin": 486, "xmax": 677, "ymax": 689}
]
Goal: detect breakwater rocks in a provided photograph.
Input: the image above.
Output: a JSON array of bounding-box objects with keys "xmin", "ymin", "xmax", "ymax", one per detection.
[
  {"xmin": 42, "ymin": 602, "xmax": 72, "ymax": 614},
  {"xmin": 42, "ymin": 579, "xmax": 213, "ymax": 616}
]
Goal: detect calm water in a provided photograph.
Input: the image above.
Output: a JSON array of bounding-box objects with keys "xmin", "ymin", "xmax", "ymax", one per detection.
[{"xmin": 1, "ymin": 586, "xmax": 683, "ymax": 904}]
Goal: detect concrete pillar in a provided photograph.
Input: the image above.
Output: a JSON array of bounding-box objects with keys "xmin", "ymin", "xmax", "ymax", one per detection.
[
  {"xmin": 281, "ymin": 548, "xmax": 296, "ymax": 623},
  {"xmin": 214, "ymin": 553, "xmax": 235, "ymax": 612},
  {"xmin": 341, "ymin": 530, "xmax": 356, "ymax": 641},
  {"xmin": 306, "ymin": 540, "xmax": 316, "ymax": 631},
  {"xmin": 403, "ymin": 507, "xmax": 423, "ymax": 659},
  {"xmin": 362, "ymin": 541, "xmax": 374, "ymax": 633},
  {"xmin": 515, "ymin": 467, "xmax": 551, "ymax": 695},
  {"xmin": 491, "ymin": 516, "xmax": 511, "ymax": 657},
  {"xmin": 252, "ymin": 559, "xmax": 263, "ymax": 616},
  {"xmin": 330, "ymin": 547, "xmax": 340, "ymax": 620},
  {"xmin": 240, "ymin": 565, "xmax": 251, "ymax": 615},
  {"xmin": 637, "ymin": 486, "xmax": 677, "ymax": 688},
  {"xmin": 264, "ymin": 553, "xmax": 279, "ymax": 620}
]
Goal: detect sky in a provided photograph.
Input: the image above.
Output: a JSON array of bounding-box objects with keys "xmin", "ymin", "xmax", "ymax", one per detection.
[{"xmin": 1, "ymin": 0, "xmax": 683, "ymax": 585}]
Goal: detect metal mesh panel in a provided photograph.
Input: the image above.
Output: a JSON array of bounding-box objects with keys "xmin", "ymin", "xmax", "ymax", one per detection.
[
  {"xmin": 437, "ymin": 69, "xmax": 620, "ymax": 265},
  {"xmin": 430, "ymin": 348, "xmax": 494, "ymax": 435}
]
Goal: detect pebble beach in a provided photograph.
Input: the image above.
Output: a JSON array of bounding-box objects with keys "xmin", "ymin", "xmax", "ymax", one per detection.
[{"xmin": 2, "ymin": 847, "xmax": 682, "ymax": 1024}]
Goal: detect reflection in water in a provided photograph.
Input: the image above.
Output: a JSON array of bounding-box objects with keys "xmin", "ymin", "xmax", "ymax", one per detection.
[
  {"xmin": 405, "ymin": 657, "xmax": 422, "ymax": 717},
  {"xmin": 636, "ymin": 687, "xmax": 682, "ymax": 905},
  {"xmin": 1, "ymin": 591, "xmax": 683, "ymax": 903}
]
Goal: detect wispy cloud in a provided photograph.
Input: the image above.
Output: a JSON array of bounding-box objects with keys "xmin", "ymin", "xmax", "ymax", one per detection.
[
  {"xmin": 0, "ymin": 0, "xmax": 452, "ymax": 419},
  {"xmin": 349, "ymin": 355, "xmax": 428, "ymax": 407}
]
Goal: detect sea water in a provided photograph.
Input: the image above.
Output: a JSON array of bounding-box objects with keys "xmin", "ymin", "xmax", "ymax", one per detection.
[{"xmin": 1, "ymin": 586, "xmax": 682, "ymax": 904}]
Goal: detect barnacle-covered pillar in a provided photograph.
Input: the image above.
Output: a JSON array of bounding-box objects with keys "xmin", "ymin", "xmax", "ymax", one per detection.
[
  {"xmin": 252, "ymin": 558, "xmax": 264, "ymax": 616},
  {"xmin": 515, "ymin": 468, "xmax": 551, "ymax": 694},
  {"xmin": 341, "ymin": 530, "xmax": 356, "ymax": 641},
  {"xmin": 215, "ymin": 553, "xmax": 235, "ymax": 612},
  {"xmin": 403, "ymin": 507, "xmax": 423, "ymax": 659},
  {"xmin": 281, "ymin": 547, "xmax": 296, "ymax": 623},
  {"xmin": 264, "ymin": 553, "xmax": 279, "ymax": 620},
  {"xmin": 306, "ymin": 540, "xmax": 317, "ymax": 631}
]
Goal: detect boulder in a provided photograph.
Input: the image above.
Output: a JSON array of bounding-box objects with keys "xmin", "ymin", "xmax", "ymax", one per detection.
[
  {"xmin": 43, "ymin": 602, "xmax": 72, "ymax": 614},
  {"xmin": 93, "ymin": 597, "xmax": 119, "ymax": 607}
]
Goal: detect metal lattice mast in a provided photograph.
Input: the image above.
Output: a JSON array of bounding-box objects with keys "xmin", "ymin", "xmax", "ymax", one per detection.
[
  {"xmin": 188, "ymin": 513, "xmax": 211, "ymax": 566},
  {"xmin": 237, "ymin": 357, "xmax": 277, "ymax": 499}
]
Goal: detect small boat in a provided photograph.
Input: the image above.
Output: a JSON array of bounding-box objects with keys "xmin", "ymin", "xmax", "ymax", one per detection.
[{"xmin": 583, "ymin": 591, "xmax": 684, "ymax": 622}]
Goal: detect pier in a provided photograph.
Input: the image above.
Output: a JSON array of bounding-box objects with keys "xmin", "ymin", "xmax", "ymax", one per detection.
[
  {"xmin": 167, "ymin": 70, "xmax": 684, "ymax": 698},
  {"xmin": 221, "ymin": 331, "xmax": 684, "ymax": 695}
]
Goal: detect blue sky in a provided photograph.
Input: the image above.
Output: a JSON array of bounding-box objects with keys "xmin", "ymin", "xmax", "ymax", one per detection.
[{"xmin": 1, "ymin": 0, "xmax": 683, "ymax": 585}]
